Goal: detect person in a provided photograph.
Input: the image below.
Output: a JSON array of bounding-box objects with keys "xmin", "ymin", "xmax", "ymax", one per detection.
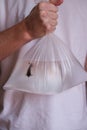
[{"xmin": 0, "ymin": 0, "xmax": 87, "ymax": 130}]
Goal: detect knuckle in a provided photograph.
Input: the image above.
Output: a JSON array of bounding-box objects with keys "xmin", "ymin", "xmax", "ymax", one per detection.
[
  {"xmin": 51, "ymin": 20, "xmax": 58, "ymax": 26},
  {"xmin": 40, "ymin": 10, "xmax": 47, "ymax": 18}
]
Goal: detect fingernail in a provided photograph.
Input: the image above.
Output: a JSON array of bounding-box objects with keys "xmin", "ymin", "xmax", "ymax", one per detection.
[{"xmin": 55, "ymin": 0, "xmax": 63, "ymax": 6}]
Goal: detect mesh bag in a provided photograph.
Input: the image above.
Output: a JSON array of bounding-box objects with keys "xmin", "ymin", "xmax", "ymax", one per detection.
[{"xmin": 4, "ymin": 33, "xmax": 87, "ymax": 95}]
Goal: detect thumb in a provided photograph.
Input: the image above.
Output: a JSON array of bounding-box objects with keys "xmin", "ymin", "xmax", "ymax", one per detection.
[{"xmin": 50, "ymin": 0, "xmax": 63, "ymax": 6}]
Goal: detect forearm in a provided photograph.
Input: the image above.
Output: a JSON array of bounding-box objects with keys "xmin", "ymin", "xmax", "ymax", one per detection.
[
  {"xmin": 0, "ymin": 21, "xmax": 31, "ymax": 61},
  {"xmin": 0, "ymin": 2, "xmax": 59, "ymax": 61}
]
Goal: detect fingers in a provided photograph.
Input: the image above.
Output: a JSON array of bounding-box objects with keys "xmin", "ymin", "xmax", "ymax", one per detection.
[
  {"xmin": 47, "ymin": 11, "xmax": 58, "ymax": 19},
  {"xmin": 39, "ymin": 2, "xmax": 58, "ymax": 32},
  {"xmin": 40, "ymin": 10, "xmax": 58, "ymax": 20},
  {"xmin": 41, "ymin": 13, "xmax": 58, "ymax": 29}
]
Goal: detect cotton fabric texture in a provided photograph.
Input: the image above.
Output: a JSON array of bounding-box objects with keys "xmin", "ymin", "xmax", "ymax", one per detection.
[{"xmin": 0, "ymin": 0, "xmax": 87, "ymax": 130}]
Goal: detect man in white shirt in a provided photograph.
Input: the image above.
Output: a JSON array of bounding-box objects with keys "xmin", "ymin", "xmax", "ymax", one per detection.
[{"xmin": 0, "ymin": 0, "xmax": 87, "ymax": 130}]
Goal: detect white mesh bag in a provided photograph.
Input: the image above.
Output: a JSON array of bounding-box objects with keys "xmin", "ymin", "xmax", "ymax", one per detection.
[{"xmin": 4, "ymin": 33, "xmax": 87, "ymax": 95}]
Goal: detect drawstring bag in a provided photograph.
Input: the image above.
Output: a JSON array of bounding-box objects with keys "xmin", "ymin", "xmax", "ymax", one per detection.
[{"xmin": 4, "ymin": 33, "xmax": 87, "ymax": 95}]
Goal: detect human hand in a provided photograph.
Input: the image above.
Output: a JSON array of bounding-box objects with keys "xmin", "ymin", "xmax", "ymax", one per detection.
[{"xmin": 24, "ymin": 1, "xmax": 59, "ymax": 39}]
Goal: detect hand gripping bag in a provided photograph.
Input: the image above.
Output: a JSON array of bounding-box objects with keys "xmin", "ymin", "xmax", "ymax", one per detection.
[{"xmin": 4, "ymin": 33, "xmax": 87, "ymax": 95}]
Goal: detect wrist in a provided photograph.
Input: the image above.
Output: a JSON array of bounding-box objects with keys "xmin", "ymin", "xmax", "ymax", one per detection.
[{"xmin": 17, "ymin": 20, "xmax": 33, "ymax": 44}]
